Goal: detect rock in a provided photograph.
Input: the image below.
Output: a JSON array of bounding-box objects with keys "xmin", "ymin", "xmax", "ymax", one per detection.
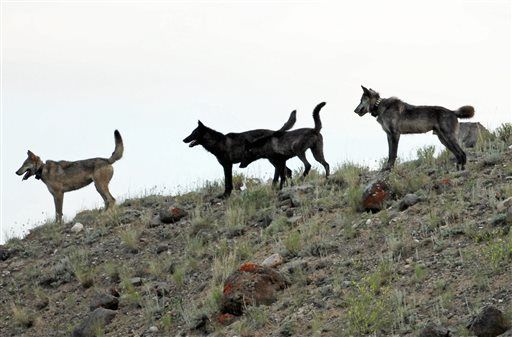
[
  {"xmin": 362, "ymin": 180, "xmax": 390, "ymax": 212},
  {"xmin": 119, "ymin": 209, "xmax": 142, "ymax": 224},
  {"xmin": 190, "ymin": 314, "xmax": 212, "ymax": 334},
  {"xmin": 217, "ymin": 313, "xmax": 237, "ymax": 326},
  {"xmin": 399, "ymin": 193, "xmax": 420, "ymax": 211},
  {"xmin": 458, "ymin": 122, "xmax": 492, "ymax": 148},
  {"xmin": 261, "ymin": 253, "xmax": 284, "ymax": 268},
  {"xmin": 130, "ymin": 277, "xmax": 143, "ymax": 286},
  {"xmin": 497, "ymin": 197, "xmax": 512, "ymax": 212},
  {"xmin": 419, "ymin": 322, "xmax": 451, "ymax": 337},
  {"xmin": 159, "ymin": 205, "xmax": 188, "ymax": 224},
  {"xmin": 155, "ymin": 244, "xmax": 169, "ymax": 254},
  {"xmin": 278, "ymin": 184, "xmax": 314, "ymax": 208},
  {"xmin": 221, "ymin": 262, "xmax": 290, "ymax": 316},
  {"xmin": 467, "ymin": 306, "xmax": 511, "ymax": 337},
  {"xmin": 0, "ymin": 247, "xmax": 10, "ymax": 261},
  {"xmin": 148, "ymin": 326, "xmax": 159, "ymax": 332},
  {"xmin": 71, "ymin": 308, "xmax": 117, "ymax": 337},
  {"xmin": 71, "ymin": 223, "xmax": 84, "ymax": 233},
  {"xmin": 89, "ymin": 293, "xmax": 119, "ymax": 311}
]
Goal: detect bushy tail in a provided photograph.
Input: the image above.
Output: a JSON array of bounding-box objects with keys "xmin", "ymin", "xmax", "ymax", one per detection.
[
  {"xmin": 108, "ymin": 130, "xmax": 124, "ymax": 164},
  {"xmin": 277, "ymin": 110, "xmax": 297, "ymax": 132},
  {"xmin": 313, "ymin": 102, "xmax": 326, "ymax": 132},
  {"xmin": 455, "ymin": 105, "xmax": 475, "ymax": 119}
]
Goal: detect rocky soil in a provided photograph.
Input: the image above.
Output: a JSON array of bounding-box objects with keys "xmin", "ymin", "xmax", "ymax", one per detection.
[{"xmin": 1, "ymin": 125, "xmax": 512, "ymax": 337}]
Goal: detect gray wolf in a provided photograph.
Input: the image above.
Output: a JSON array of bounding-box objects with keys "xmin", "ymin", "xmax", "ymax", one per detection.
[
  {"xmin": 183, "ymin": 111, "xmax": 297, "ymax": 198},
  {"xmin": 240, "ymin": 102, "xmax": 330, "ymax": 189},
  {"xmin": 354, "ymin": 86, "xmax": 474, "ymax": 170},
  {"xmin": 16, "ymin": 130, "xmax": 123, "ymax": 223}
]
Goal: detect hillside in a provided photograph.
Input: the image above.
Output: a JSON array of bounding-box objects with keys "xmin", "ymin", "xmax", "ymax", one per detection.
[{"xmin": 1, "ymin": 125, "xmax": 512, "ymax": 337}]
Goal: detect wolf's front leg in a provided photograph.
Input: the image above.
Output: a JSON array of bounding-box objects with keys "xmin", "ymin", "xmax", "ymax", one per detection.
[
  {"xmin": 384, "ymin": 132, "xmax": 400, "ymax": 170},
  {"xmin": 220, "ymin": 163, "xmax": 233, "ymax": 198},
  {"xmin": 52, "ymin": 191, "xmax": 64, "ymax": 223}
]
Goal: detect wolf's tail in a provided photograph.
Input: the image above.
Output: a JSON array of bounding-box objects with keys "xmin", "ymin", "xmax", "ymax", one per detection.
[
  {"xmin": 313, "ymin": 102, "xmax": 326, "ymax": 132},
  {"xmin": 277, "ymin": 110, "xmax": 297, "ymax": 132},
  {"xmin": 455, "ymin": 106, "xmax": 475, "ymax": 119},
  {"xmin": 108, "ymin": 130, "xmax": 124, "ymax": 164}
]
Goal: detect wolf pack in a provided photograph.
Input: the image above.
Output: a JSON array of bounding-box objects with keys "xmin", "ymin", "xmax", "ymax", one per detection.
[{"xmin": 16, "ymin": 86, "xmax": 475, "ymax": 222}]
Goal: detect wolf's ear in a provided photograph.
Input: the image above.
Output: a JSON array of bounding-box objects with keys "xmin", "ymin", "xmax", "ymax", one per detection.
[
  {"xmin": 27, "ymin": 150, "xmax": 35, "ymax": 158},
  {"xmin": 361, "ymin": 85, "xmax": 370, "ymax": 95},
  {"xmin": 197, "ymin": 120, "xmax": 205, "ymax": 128}
]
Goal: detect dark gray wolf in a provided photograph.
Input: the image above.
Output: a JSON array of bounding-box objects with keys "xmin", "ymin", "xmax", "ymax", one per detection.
[
  {"xmin": 354, "ymin": 86, "xmax": 474, "ymax": 170},
  {"xmin": 240, "ymin": 102, "xmax": 330, "ymax": 189},
  {"xmin": 16, "ymin": 130, "xmax": 123, "ymax": 223},
  {"xmin": 183, "ymin": 111, "xmax": 297, "ymax": 198}
]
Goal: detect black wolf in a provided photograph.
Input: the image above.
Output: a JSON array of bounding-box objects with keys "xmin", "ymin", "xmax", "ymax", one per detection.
[
  {"xmin": 16, "ymin": 130, "xmax": 123, "ymax": 223},
  {"xmin": 183, "ymin": 111, "xmax": 297, "ymax": 197},
  {"xmin": 240, "ymin": 102, "xmax": 330, "ymax": 189},
  {"xmin": 354, "ymin": 86, "xmax": 474, "ymax": 170}
]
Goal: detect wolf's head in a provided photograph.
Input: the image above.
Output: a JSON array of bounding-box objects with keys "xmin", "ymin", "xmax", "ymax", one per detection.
[
  {"xmin": 183, "ymin": 121, "xmax": 208, "ymax": 147},
  {"xmin": 354, "ymin": 85, "xmax": 380, "ymax": 116},
  {"xmin": 16, "ymin": 150, "xmax": 43, "ymax": 180}
]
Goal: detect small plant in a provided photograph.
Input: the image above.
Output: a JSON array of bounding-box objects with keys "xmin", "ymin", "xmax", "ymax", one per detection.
[
  {"xmin": 160, "ymin": 312, "xmax": 174, "ymax": 332},
  {"xmin": 11, "ymin": 303, "xmax": 34, "ymax": 328},
  {"xmin": 119, "ymin": 226, "xmax": 142, "ymax": 252},
  {"xmin": 68, "ymin": 250, "xmax": 94, "ymax": 288},
  {"xmin": 494, "ymin": 122, "xmax": 512, "ymax": 145},
  {"xmin": 283, "ymin": 231, "xmax": 302, "ymax": 255},
  {"xmin": 171, "ymin": 265, "xmax": 186, "ymax": 287},
  {"xmin": 416, "ymin": 145, "xmax": 436, "ymax": 167}
]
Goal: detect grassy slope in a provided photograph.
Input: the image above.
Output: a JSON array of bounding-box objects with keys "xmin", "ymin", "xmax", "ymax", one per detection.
[{"xmin": 1, "ymin": 126, "xmax": 512, "ymax": 337}]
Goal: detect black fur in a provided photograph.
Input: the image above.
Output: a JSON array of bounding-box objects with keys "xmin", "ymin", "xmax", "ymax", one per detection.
[
  {"xmin": 239, "ymin": 102, "xmax": 330, "ymax": 189},
  {"xmin": 183, "ymin": 111, "xmax": 297, "ymax": 197}
]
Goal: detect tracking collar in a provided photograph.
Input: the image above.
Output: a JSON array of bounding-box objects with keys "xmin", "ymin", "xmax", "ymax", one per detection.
[{"xmin": 371, "ymin": 98, "xmax": 382, "ymax": 117}]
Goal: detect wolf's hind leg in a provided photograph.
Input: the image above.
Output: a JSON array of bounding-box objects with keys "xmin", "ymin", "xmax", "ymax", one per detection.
[
  {"xmin": 297, "ymin": 153, "xmax": 312, "ymax": 177},
  {"xmin": 311, "ymin": 139, "xmax": 330, "ymax": 178},
  {"xmin": 52, "ymin": 191, "xmax": 64, "ymax": 223},
  {"xmin": 436, "ymin": 131, "xmax": 466, "ymax": 170},
  {"xmin": 94, "ymin": 167, "xmax": 116, "ymax": 210}
]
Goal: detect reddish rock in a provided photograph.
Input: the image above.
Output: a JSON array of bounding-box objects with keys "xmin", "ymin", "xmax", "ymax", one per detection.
[
  {"xmin": 419, "ymin": 323, "xmax": 450, "ymax": 337},
  {"xmin": 362, "ymin": 180, "xmax": 390, "ymax": 212},
  {"xmin": 221, "ymin": 263, "xmax": 289, "ymax": 316},
  {"xmin": 217, "ymin": 313, "xmax": 237, "ymax": 326},
  {"xmin": 159, "ymin": 205, "xmax": 188, "ymax": 224}
]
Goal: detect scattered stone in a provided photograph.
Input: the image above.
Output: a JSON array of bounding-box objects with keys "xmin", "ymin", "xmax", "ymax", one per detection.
[
  {"xmin": 130, "ymin": 277, "xmax": 143, "ymax": 286},
  {"xmin": 458, "ymin": 122, "xmax": 492, "ymax": 148},
  {"xmin": 148, "ymin": 326, "xmax": 159, "ymax": 333},
  {"xmin": 255, "ymin": 215, "xmax": 272, "ymax": 228},
  {"xmin": 71, "ymin": 308, "xmax": 117, "ymax": 337},
  {"xmin": 419, "ymin": 322, "xmax": 451, "ymax": 337},
  {"xmin": 497, "ymin": 197, "xmax": 512, "ymax": 212},
  {"xmin": 89, "ymin": 293, "xmax": 119, "ymax": 311},
  {"xmin": 34, "ymin": 296, "xmax": 49, "ymax": 310},
  {"xmin": 153, "ymin": 282, "xmax": 171, "ymax": 297},
  {"xmin": 159, "ymin": 205, "xmax": 188, "ymax": 224},
  {"xmin": 362, "ymin": 179, "xmax": 390, "ymax": 212},
  {"xmin": 221, "ymin": 262, "xmax": 290, "ymax": 316},
  {"xmin": 155, "ymin": 244, "xmax": 169, "ymax": 254},
  {"xmin": 71, "ymin": 222, "xmax": 84, "ymax": 233},
  {"xmin": 0, "ymin": 247, "xmax": 10, "ymax": 261},
  {"xmin": 261, "ymin": 253, "xmax": 284, "ymax": 268},
  {"xmin": 467, "ymin": 306, "xmax": 511, "ymax": 337},
  {"xmin": 278, "ymin": 184, "xmax": 314, "ymax": 208},
  {"xmin": 399, "ymin": 193, "xmax": 420, "ymax": 211},
  {"xmin": 217, "ymin": 313, "xmax": 237, "ymax": 326},
  {"xmin": 119, "ymin": 209, "xmax": 142, "ymax": 224},
  {"xmin": 190, "ymin": 314, "xmax": 212, "ymax": 335}
]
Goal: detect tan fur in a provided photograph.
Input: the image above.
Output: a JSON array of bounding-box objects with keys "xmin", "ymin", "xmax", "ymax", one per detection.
[{"xmin": 16, "ymin": 130, "xmax": 123, "ymax": 223}]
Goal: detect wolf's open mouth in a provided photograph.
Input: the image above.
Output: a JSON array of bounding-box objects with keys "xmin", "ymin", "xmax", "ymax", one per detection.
[
  {"xmin": 22, "ymin": 170, "xmax": 32, "ymax": 180},
  {"xmin": 189, "ymin": 140, "xmax": 199, "ymax": 147}
]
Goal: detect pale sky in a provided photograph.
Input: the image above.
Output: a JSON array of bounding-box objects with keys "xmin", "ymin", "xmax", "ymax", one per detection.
[{"xmin": 1, "ymin": 0, "xmax": 511, "ymax": 243}]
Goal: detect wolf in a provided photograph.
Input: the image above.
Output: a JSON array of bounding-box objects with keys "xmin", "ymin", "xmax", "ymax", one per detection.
[
  {"xmin": 16, "ymin": 130, "xmax": 124, "ymax": 223},
  {"xmin": 239, "ymin": 102, "xmax": 330, "ymax": 189},
  {"xmin": 354, "ymin": 86, "xmax": 474, "ymax": 170},
  {"xmin": 183, "ymin": 111, "xmax": 297, "ymax": 198}
]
